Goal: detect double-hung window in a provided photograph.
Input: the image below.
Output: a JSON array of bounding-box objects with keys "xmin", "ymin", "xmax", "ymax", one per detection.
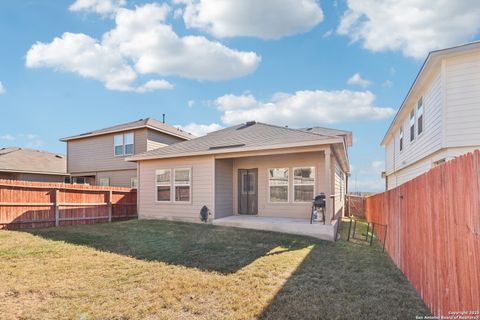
[
  {"xmin": 114, "ymin": 132, "xmax": 134, "ymax": 156},
  {"xmin": 99, "ymin": 178, "xmax": 109, "ymax": 186},
  {"xmin": 268, "ymin": 168, "xmax": 288, "ymax": 202},
  {"xmin": 417, "ymin": 97, "xmax": 424, "ymax": 135},
  {"xmin": 156, "ymin": 169, "xmax": 171, "ymax": 202},
  {"xmin": 399, "ymin": 127, "xmax": 404, "ymax": 151},
  {"xmin": 409, "ymin": 110, "xmax": 415, "ymax": 142},
  {"xmin": 293, "ymin": 167, "xmax": 315, "ymax": 202},
  {"xmin": 174, "ymin": 168, "xmax": 191, "ymax": 202}
]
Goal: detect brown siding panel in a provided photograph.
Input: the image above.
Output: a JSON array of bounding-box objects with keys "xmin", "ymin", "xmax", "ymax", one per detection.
[{"xmin": 214, "ymin": 159, "xmax": 234, "ymax": 218}]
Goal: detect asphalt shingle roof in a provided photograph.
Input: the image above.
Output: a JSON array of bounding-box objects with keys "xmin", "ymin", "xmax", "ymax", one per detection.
[
  {"xmin": 61, "ymin": 118, "xmax": 195, "ymax": 141},
  {"xmin": 0, "ymin": 147, "xmax": 67, "ymax": 175},
  {"xmin": 128, "ymin": 122, "xmax": 350, "ymax": 161}
]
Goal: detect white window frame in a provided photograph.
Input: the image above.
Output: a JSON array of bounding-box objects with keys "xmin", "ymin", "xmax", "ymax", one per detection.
[
  {"xmin": 114, "ymin": 134, "xmax": 124, "ymax": 157},
  {"xmin": 131, "ymin": 177, "xmax": 138, "ymax": 189},
  {"xmin": 173, "ymin": 168, "xmax": 192, "ymax": 203},
  {"xmin": 268, "ymin": 168, "xmax": 289, "ymax": 203},
  {"xmin": 399, "ymin": 126, "xmax": 404, "ymax": 152},
  {"xmin": 114, "ymin": 132, "xmax": 134, "ymax": 157},
  {"xmin": 293, "ymin": 167, "xmax": 316, "ymax": 203},
  {"xmin": 409, "ymin": 109, "xmax": 415, "ymax": 142},
  {"xmin": 155, "ymin": 169, "xmax": 172, "ymax": 203},
  {"xmin": 99, "ymin": 178, "xmax": 110, "ymax": 186},
  {"xmin": 417, "ymin": 97, "xmax": 424, "ymax": 136}
]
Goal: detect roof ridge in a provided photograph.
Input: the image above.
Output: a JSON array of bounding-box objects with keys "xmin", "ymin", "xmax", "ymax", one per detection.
[{"xmin": 256, "ymin": 122, "xmax": 339, "ymax": 139}]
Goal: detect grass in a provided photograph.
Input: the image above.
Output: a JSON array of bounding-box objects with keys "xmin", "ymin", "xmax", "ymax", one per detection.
[{"xmin": 0, "ymin": 219, "xmax": 430, "ymax": 319}]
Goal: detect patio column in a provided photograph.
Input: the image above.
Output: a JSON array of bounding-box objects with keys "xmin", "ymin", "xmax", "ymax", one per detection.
[{"xmin": 324, "ymin": 148, "xmax": 333, "ymax": 224}]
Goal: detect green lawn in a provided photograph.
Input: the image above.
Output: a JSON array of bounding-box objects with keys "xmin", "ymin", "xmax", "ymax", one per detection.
[{"xmin": 0, "ymin": 219, "xmax": 430, "ymax": 319}]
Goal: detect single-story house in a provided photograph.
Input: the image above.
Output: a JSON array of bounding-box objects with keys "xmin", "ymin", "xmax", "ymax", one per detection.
[
  {"xmin": 0, "ymin": 147, "xmax": 67, "ymax": 183},
  {"xmin": 127, "ymin": 121, "xmax": 352, "ymax": 240}
]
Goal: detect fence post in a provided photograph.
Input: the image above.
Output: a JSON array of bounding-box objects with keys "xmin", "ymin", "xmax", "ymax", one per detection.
[
  {"xmin": 107, "ymin": 190, "xmax": 113, "ymax": 223},
  {"xmin": 54, "ymin": 189, "xmax": 60, "ymax": 227}
]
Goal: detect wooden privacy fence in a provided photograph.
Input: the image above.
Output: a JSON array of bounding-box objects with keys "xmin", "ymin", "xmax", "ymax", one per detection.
[
  {"xmin": 0, "ymin": 179, "xmax": 137, "ymax": 229},
  {"xmin": 346, "ymin": 194, "xmax": 365, "ymax": 218},
  {"xmin": 365, "ymin": 151, "xmax": 480, "ymax": 317}
]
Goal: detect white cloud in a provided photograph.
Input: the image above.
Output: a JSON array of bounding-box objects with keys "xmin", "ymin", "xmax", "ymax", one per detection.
[
  {"xmin": 0, "ymin": 134, "xmax": 14, "ymax": 141},
  {"xmin": 178, "ymin": 0, "xmax": 323, "ymax": 39},
  {"xmin": 187, "ymin": 100, "xmax": 195, "ymax": 108},
  {"xmin": 351, "ymin": 178, "xmax": 384, "ymax": 192},
  {"xmin": 382, "ymin": 80, "xmax": 393, "ymax": 88},
  {"xmin": 322, "ymin": 30, "xmax": 333, "ymax": 38},
  {"xmin": 0, "ymin": 82, "xmax": 5, "ymax": 95},
  {"xmin": 347, "ymin": 73, "xmax": 371, "ymax": 88},
  {"xmin": 214, "ymin": 90, "xmax": 395, "ymax": 126},
  {"xmin": 176, "ymin": 122, "xmax": 223, "ymax": 136},
  {"xmin": 69, "ymin": 0, "xmax": 126, "ymax": 15},
  {"xmin": 26, "ymin": 3, "xmax": 260, "ymax": 92},
  {"xmin": 358, "ymin": 160, "xmax": 385, "ymax": 175},
  {"xmin": 0, "ymin": 134, "xmax": 44, "ymax": 148},
  {"xmin": 337, "ymin": 0, "xmax": 480, "ymax": 59}
]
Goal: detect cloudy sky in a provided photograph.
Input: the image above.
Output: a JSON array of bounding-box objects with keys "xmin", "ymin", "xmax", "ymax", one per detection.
[{"xmin": 1, "ymin": 0, "xmax": 479, "ymax": 191}]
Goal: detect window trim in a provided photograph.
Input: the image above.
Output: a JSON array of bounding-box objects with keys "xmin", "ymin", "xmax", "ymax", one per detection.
[
  {"xmin": 155, "ymin": 169, "xmax": 172, "ymax": 203},
  {"xmin": 114, "ymin": 132, "xmax": 135, "ymax": 157},
  {"xmin": 131, "ymin": 177, "xmax": 138, "ymax": 189},
  {"xmin": 267, "ymin": 167, "xmax": 289, "ymax": 203},
  {"xmin": 409, "ymin": 109, "xmax": 416, "ymax": 142},
  {"xmin": 399, "ymin": 126, "xmax": 404, "ymax": 152},
  {"xmin": 173, "ymin": 167, "xmax": 192, "ymax": 203},
  {"xmin": 417, "ymin": 97, "xmax": 424, "ymax": 137},
  {"xmin": 99, "ymin": 178, "xmax": 110, "ymax": 186},
  {"xmin": 293, "ymin": 166, "xmax": 316, "ymax": 203}
]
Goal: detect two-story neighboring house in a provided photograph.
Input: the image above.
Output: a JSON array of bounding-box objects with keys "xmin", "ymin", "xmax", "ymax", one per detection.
[
  {"xmin": 382, "ymin": 41, "xmax": 480, "ymax": 190},
  {"xmin": 61, "ymin": 118, "xmax": 195, "ymax": 187}
]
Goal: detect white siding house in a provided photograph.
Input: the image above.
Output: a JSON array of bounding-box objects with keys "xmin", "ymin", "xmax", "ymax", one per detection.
[{"xmin": 382, "ymin": 42, "xmax": 480, "ymax": 190}]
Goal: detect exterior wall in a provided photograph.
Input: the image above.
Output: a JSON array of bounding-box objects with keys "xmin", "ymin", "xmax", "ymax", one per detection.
[
  {"xmin": 444, "ymin": 51, "xmax": 480, "ymax": 147},
  {"xmin": 67, "ymin": 128, "xmax": 146, "ymax": 173},
  {"xmin": 214, "ymin": 159, "xmax": 234, "ymax": 218},
  {"xmin": 0, "ymin": 172, "xmax": 18, "ymax": 180},
  {"xmin": 137, "ymin": 155, "xmax": 215, "ymax": 222},
  {"xmin": 0, "ymin": 172, "xmax": 65, "ymax": 183},
  {"xmin": 232, "ymin": 152, "xmax": 326, "ymax": 219},
  {"xmin": 385, "ymin": 69, "xmax": 443, "ymax": 176},
  {"xmin": 95, "ymin": 169, "xmax": 137, "ymax": 188},
  {"xmin": 146, "ymin": 129, "xmax": 186, "ymax": 151},
  {"xmin": 333, "ymin": 158, "xmax": 345, "ymax": 216}
]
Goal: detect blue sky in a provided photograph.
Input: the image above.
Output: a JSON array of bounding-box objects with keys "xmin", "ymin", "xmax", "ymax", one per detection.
[{"xmin": 1, "ymin": 0, "xmax": 479, "ymax": 191}]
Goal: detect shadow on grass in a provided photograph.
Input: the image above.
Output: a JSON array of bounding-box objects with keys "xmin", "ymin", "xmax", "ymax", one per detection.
[
  {"xmin": 259, "ymin": 220, "xmax": 431, "ymax": 319},
  {"xmin": 24, "ymin": 219, "xmax": 314, "ymax": 274}
]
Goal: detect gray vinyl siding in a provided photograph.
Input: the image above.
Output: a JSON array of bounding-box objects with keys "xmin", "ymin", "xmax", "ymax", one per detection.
[
  {"xmin": 444, "ymin": 51, "xmax": 480, "ymax": 147},
  {"xmin": 147, "ymin": 129, "xmax": 186, "ymax": 151},
  {"xmin": 67, "ymin": 128, "xmax": 147, "ymax": 173},
  {"xmin": 334, "ymin": 158, "xmax": 345, "ymax": 216},
  {"xmin": 95, "ymin": 170, "xmax": 137, "ymax": 188},
  {"xmin": 214, "ymin": 159, "xmax": 234, "ymax": 218},
  {"xmin": 0, "ymin": 172, "xmax": 64, "ymax": 183}
]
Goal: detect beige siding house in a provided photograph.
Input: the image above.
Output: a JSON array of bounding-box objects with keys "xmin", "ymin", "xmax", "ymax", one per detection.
[
  {"xmin": 0, "ymin": 147, "xmax": 67, "ymax": 182},
  {"xmin": 128, "ymin": 122, "xmax": 352, "ymax": 240},
  {"xmin": 382, "ymin": 42, "xmax": 480, "ymax": 190},
  {"xmin": 61, "ymin": 118, "xmax": 194, "ymax": 187}
]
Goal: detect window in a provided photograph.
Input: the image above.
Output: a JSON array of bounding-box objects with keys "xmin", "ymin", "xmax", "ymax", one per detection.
[
  {"xmin": 114, "ymin": 132, "xmax": 134, "ymax": 156},
  {"xmin": 241, "ymin": 171, "xmax": 255, "ymax": 194},
  {"xmin": 114, "ymin": 134, "xmax": 124, "ymax": 156},
  {"xmin": 174, "ymin": 168, "xmax": 191, "ymax": 202},
  {"xmin": 417, "ymin": 97, "xmax": 424, "ymax": 135},
  {"xmin": 99, "ymin": 178, "xmax": 109, "ymax": 186},
  {"xmin": 124, "ymin": 133, "xmax": 134, "ymax": 155},
  {"xmin": 293, "ymin": 167, "xmax": 315, "ymax": 202},
  {"xmin": 131, "ymin": 177, "xmax": 138, "ymax": 189},
  {"xmin": 409, "ymin": 110, "xmax": 415, "ymax": 142},
  {"xmin": 74, "ymin": 177, "xmax": 86, "ymax": 184},
  {"xmin": 399, "ymin": 127, "xmax": 404, "ymax": 151},
  {"xmin": 64, "ymin": 177, "xmax": 72, "ymax": 184},
  {"xmin": 156, "ymin": 169, "xmax": 171, "ymax": 202},
  {"xmin": 268, "ymin": 168, "xmax": 288, "ymax": 202}
]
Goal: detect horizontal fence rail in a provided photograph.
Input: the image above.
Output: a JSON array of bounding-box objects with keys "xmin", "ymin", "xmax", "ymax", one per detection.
[
  {"xmin": 365, "ymin": 151, "xmax": 480, "ymax": 317},
  {"xmin": 0, "ymin": 179, "xmax": 137, "ymax": 229}
]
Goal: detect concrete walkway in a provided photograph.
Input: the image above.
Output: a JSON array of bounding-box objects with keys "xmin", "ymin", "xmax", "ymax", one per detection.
[{"xmin": 212, "ymin": 215, "xmax": 337, "ymax": 241}]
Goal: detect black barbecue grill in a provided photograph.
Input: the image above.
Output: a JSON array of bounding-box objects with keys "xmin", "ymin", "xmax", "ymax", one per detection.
[{"xmin": 310, "ymin": 193, "xmax": 326, "ymax": 224}]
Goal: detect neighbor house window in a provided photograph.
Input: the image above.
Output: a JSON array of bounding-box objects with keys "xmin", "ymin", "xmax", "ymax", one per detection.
[
  {"xmin": 410, "ymin": 110, "xmax": 415, "ymax": 142},
  {"xmin": 268, "ymin": 168, "xmax": 288, "ymax": 202},
  {"xmin": 156, "ymin": 169, "xmax": 171, "ymax": 202},
  {"xmin": 131, "ymin": 177, "xmax": 138, "ymax": 189},
  {"xmin": 174, "ymin": 168, "xmax": 191, "ymax": 202},
  {"xmin": 293, "ymin": 167, "xmax": 315, "ymax": 202},
  {"xmin": 399, "ymin": 127, "xmax": 404, "ymax": 151},
  {"xmin": 417, "ymin": 97, "xmax": 424, "ymax": 135},
  {"xmin": 74, "ymin": 177, "xmax": 86, "ymax": 185},
  {"xmin": 64, "ymin": 177, "xmax": 72, "ymax": 184},
  {"xmin": 114, "ymin": 132, "xmax": 134, "ymax": 156},
  {"xmin": 114, "ymin": 134, "xmax": 124, "ymax": 156},
  {"xmin": 99, "ymin": 178, "xmax": 109, "ymax": 186}
]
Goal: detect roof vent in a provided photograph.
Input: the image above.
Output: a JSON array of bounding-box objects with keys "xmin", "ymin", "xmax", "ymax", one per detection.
[
  {"xmin": 245, "ymin": 120, "xmax": 256, "ymax": 126},
  {"xmin": 306, "ymin": 128, "xmax": 313, "ymax": 131},
  {"xmin": 209, "ymin": 143, "xmax": 245, "ymax": 150},
  {"xmin": 55, "ymin": 155, "xmax": 64, "ymax": 159}
]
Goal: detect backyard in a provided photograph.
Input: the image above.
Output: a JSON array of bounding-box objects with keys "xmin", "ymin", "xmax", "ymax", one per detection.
[{"xmin": 0, "ymin": 220, "xmax": 430, "ymax": 319}]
